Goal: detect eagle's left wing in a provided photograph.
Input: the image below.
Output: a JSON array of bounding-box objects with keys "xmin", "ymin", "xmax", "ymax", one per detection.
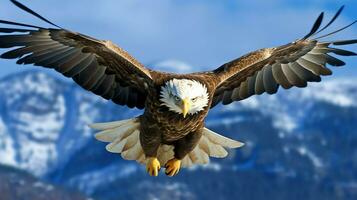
[
  {"xmin": 0, "ymin": 0, "xmax": 155, "ymax": 109},
  {"xmin": 210, "ymin": 7, "xmax": 357, "ymax": 107}
]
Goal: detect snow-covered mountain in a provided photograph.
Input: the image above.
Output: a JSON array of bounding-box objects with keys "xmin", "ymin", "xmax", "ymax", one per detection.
[
  {"xmin": 0, "ymin": 71, "xmax": 139, "ymax": 177},
  {"xmin": 0, "ymin": 69, "xmax": 356, "ymax": 200}
]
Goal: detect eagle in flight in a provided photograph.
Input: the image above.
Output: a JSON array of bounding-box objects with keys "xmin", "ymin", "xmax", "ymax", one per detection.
[{"xmin": 1, "ymin": 0, "xmax": 356, "ymax": 176}]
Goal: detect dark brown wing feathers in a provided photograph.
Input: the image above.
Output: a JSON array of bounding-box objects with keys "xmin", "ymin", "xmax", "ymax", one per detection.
[
  {"xmin": 211, "ymin": 7, "xmax": 357, "ymax": 107},
  {"xmin": 0, "ymin": 0, "xmax": 154, "ymax": 109}
]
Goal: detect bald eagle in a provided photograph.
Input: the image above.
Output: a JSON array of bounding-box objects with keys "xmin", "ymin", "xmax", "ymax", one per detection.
[{"xmin": 1, "ymin": 0, "xmax": 356, "ymax": 176}]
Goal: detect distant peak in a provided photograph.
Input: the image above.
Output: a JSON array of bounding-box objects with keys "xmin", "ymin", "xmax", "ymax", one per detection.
[{"xmin": 0, "ymin": 69, "xmax": 62, "ymax": 83}]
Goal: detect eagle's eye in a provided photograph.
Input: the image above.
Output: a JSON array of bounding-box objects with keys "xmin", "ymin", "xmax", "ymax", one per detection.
[
  {"xmin": 191, "ymin": 97, "xmax": 198, "ymax": 102},
  {"xmin": 174, "ymin": 96, "xmax": 180, "ymax": 101}
]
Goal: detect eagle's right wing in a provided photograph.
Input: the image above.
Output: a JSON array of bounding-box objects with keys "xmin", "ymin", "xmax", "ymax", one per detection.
[
  {"xmin": 0, "ymin": 0, "xmax": 155, "ymax": 109},
  {"xmin": 210, "ymin": 6, "xmax": 357, "ymax": 107}
]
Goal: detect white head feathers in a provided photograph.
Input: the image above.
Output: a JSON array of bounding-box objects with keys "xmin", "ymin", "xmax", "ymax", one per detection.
[{"xmin": 160, "ymin": 79, "xmax": 209, "ymax": 116}]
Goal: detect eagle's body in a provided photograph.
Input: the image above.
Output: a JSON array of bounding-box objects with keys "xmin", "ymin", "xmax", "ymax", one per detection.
[
  {"xmin": 141, "ymin": 74, "xmax": 214, "ymax": 158},
  {"xmin": 144, "ymin": 74, "xmax": 213, "ymax": 138},
  {"xmin": 1, "ymin": 1, "xmax": 356, "ymax": 176}
]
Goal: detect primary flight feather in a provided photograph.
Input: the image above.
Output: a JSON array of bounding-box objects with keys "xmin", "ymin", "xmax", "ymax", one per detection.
[{"xmin": 1, "ymin": 0, "xmax": 356, "ymax": 176}]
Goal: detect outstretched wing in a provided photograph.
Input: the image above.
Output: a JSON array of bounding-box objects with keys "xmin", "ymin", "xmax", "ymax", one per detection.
[
  {"xmin": 0, "ymin": 0, "xmax": 154, "ymax": 109},
  {"xmin": 210, "ymin": 6, "xmax": 357, "ymax": 107}
]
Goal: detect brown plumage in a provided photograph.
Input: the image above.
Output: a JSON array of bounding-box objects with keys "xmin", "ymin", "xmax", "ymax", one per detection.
[{"xmin": 1, "ymin": 1, "xmax": 356, "ymax": 176}]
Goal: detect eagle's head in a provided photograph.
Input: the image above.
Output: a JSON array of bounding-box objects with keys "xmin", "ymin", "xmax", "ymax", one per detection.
[{"xmin": 160, "ymin": 79, "xmax": 209, "ymax": 118}]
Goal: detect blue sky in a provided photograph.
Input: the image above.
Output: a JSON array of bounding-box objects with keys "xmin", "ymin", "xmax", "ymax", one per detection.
[{"xmin": 0, "ymin": 0, "xmax": 356, "ymax": 79}]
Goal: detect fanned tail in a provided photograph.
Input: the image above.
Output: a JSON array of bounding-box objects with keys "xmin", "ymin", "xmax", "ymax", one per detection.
[
  {"xmin": 91, "ymin": 118, "xmax": 244, "ymax": 167},
  {"xmin": 180, "ymin": 128, "xmax": 244, "ymax": 167},
  {"xmin": 90, "ymin": 118, "xmax": 146, "ymax": 163}
]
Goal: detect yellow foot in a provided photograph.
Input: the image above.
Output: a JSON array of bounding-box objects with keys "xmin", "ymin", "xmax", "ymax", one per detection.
[
  {"xmin": 165, "ymin": 158, "xmax": 181, "ymax": 177},
  {"xmin": 146, "ymin": 157, "xmax": 161, "ymax": 176}
]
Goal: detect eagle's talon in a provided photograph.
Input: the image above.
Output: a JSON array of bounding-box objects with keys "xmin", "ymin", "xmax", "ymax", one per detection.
[
  {"xmin": 165, "ymin": 158, "xmax": 181, "ymax": 177},
  {"xmin": 146, "ymin": 157, "xmax": 161, "ymax": 176}
]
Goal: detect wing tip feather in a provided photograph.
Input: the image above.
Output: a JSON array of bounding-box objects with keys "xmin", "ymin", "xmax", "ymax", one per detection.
[{"xmin": 10, "ymin": 0, "xmax": 62, "ymax": 29}]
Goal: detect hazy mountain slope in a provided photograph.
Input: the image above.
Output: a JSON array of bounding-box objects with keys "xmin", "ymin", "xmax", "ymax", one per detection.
[{"xmin": 0, "ymin": 164, "xmax": 87, "ymax": 200}]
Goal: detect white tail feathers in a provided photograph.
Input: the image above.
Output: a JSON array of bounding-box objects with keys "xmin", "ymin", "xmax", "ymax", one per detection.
[
  {"xmin": 180, "ymin": 128, "xmax": 244, "ymax": 167},
  {"xmin": 91, "ymin": 118, "xmax": 244, "ymax": 167}
]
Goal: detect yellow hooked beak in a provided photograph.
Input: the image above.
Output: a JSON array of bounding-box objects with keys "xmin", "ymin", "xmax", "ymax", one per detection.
[{"xmin": 181, "ymin": 98, "xmax": 191, "ymax": 118}]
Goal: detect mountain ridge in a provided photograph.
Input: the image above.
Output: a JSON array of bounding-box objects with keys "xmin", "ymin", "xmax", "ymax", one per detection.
[{"xmin": 0, "ymin": 69, "xmax": 356, "ymax": 200}]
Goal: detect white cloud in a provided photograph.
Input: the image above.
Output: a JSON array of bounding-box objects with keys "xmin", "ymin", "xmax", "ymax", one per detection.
[{"xmin": 151, "ymin": 59, "xmax": 194, "ymax": 73}]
